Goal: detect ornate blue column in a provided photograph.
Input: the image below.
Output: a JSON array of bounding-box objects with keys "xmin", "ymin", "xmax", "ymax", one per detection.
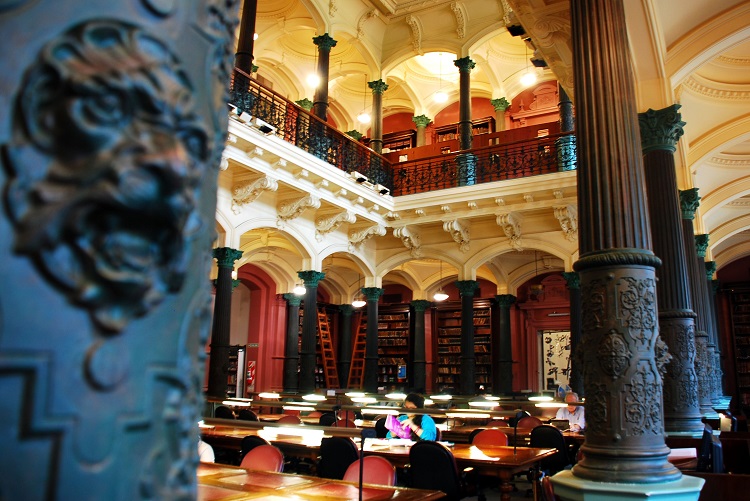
[
  {"xmin": 411, "ymin": 300, "xmax": 432, "ymax": 392},
  {"xmin": 282, "ymin": 293, "xmax": 302, "ymax": 393},
  {"xmin": 298, "ymin": 270, "xmax": 325, "ymax": 393},
  {"xmin": 456, "ymin": 280, "xmax": 478, "ymax": 395},
  {"xmin": 363, "ymin": 287, "xmax": 385, "ymax": 393}
]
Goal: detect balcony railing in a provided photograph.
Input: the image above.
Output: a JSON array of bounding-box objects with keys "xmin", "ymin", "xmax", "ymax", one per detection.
[{"xmin": 228, "ymin": 68, "xmax": 576, "ymax": 195}]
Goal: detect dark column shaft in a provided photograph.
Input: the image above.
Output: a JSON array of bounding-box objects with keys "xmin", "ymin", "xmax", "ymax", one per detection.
[
  {"xmin": 411, "ymin": 300, "xmax": 431, "ymax": 392},
  {"xmin": 495, "ymin": 295, "xmax": 516, "ymax": 394},
  {"xmin": 282, "ymin": 293, "xmax": 302, "ymax": 392},
  {"xmin": 363, "ymin": 287, "xmax": 384, "ymax": 393},
  {"xmin": 562, "ymin": 273, "xmax": 583, "ymax": 396},
  {"xmin": 338, "ymin": 305, "xmax": 354, "ymax": 388},
  {"xmin": 298, "ymin": 270, "xmax": 325, "ymax": 393},
  {"xmin": 207, "ymin": 247, "xmax": 243, "ymax": 398},
  {"xmin": 455, "ymin": 57, "xmax": 475, "ymax": 151},
  {"xmin": 639, "ymin": 107, "xmax": 702, "ymax": 434},
  {"xmin": 369, "ymin": 80, "xmax": 388, "ymax": 154},
  {"xmin": 559, "ymin": 85, "xmax": 574, "ymax": 133},
  {"xmin": 570, "ymin": 0, "xmax": 679, "ymax": 483},
  {"xmin": 235, "ymin": 0, "xmax": 257, "ymax": 73},
  {"xmin": 457, "ymin": 281, "xmax": 478, "ymax": 395},
  {"xmin": 312, "ymin": 34, "xmax": 337, "ymax": 121}
]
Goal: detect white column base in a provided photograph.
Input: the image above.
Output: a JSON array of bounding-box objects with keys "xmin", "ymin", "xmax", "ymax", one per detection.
[{"xmin": 551, "ymin": 470, "xmax": 704, "ymax": 501}]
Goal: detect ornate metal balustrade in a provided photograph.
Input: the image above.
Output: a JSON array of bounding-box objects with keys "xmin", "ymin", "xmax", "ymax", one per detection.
[{"xmin": 229, "ymin": 68, "xmax": 576, "ymax": 196}]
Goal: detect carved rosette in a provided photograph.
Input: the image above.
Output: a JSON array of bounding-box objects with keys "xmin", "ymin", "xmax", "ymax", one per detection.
[{"xmin": 597, "ymin": 330, "xmax": 631, "ymax": 379}]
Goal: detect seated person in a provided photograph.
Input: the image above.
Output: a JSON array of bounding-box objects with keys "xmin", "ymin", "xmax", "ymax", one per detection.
[
  {"xmin": 198, "ymin": 439, "xmax": 215, "ymax": 463},
  {"xmin": 556, "ymin": 392, "xmax": 585, "ymax": 432},
  {"xmin": 386, "ymin": 393, "xmax": 437, "ymax": 441}
]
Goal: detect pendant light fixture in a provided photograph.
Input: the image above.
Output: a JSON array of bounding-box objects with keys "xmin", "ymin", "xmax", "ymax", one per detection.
[
  {"xmin": 306, "ymin": 45, "xmax": 320, "ymax": 88},
  {"xmin": 530, "ymin": 250, "xmax": 544, "ymax": 296},
  {"xmin": 434, "ymin": 52, "xmax": 448, "ymax": 103},
  {"xmin": 520, "ymin": 39, "xmax": 537, "ymax": 87},
  {"xmin": 433, "ymin": 260, "xmax": 449, "ymax": 302},
  {"xmin": 357, "ymin": 75, "xmax": 371, "ymax": 124},
  {"xmin": 293, "ymin": 281, "xmax": 306, "ymax": 295},
  {"xmin": 352, "ymin": 273, "xmax": 366, "ymax": 308}
]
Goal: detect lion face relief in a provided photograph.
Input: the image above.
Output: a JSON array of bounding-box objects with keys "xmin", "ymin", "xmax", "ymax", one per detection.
[{"xmin": 3, "ymin": 21, "xmax": 211, "ymax": 332}]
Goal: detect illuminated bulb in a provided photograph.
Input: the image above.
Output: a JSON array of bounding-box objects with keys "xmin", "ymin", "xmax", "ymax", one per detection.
[
  {"xmin": 352, "ymin": 297, "xmax": 366, "ymax": 308},
  {"xmin": 521, "ymin": 71, "xmax": 537, "ymax": 87},
  {"xmin": 357, "ymin": 111, "xmax": 371, "ymax": 124},
  {"xmin": 307, "ymin": 73, "xmax": 321, "ymax": 88},
  {"xmin": 231, "ymin": 270, "xmax": 238, "ymax": 280},
  {"xmin": 434, "ymin": 91, "xmax": 448, "ymax": 103},
  {"xmin": 433, "ymin": 291, "xmax": 449, "ymax": 302},
  {"xmin": 253, "ymin": 32, "xmax": 259, "ymax": 40},
  {"xmin": 293, "ymin": 284, "xmax": 306, "ymax": 295}
]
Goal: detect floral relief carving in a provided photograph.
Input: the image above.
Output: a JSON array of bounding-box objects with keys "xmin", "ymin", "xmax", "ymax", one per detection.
[
  {"xmin": 597, "ymin": 329, "xmax": 631, "ymax": 380},
  {"xmin": 581, "ymin": 278, "xmax": 606, "ymax": 331},
  {"xmin": 624, "ymin": 363, "xmax": 662, "ymax": 435},
  {"xmin": 586, "ymin": 382, "xmax": 608, "ymax": 430},
  {"xmin": 619, "ymin": 277, "xmax": 657, "ymax": 347},
  {"xmin": 3, "ymin": 21, "xmax": 210, "ymax": 332}
]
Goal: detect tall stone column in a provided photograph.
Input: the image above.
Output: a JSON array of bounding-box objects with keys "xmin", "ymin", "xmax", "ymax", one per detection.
[
  {"xmin": 0, "ymin": 2, "xmax": 239, "ymax": 496},
  {"xmin": 638, "ymin": 105, "xmax": 703, "ymax": 435},
  {"xmin": 495, "ymin": 294, "xmax": 516, "ymax": 394},
  {"xmin": 207, "ymin": 247, "xmax": 244, "ymax": 398},
  {"xmin": 235, "ymin": 0, "xmax": 258, "ymax": 73},
  {"xmin": 454, "ymin": 56, "xmax": 476, "ymax": 150},
  {"xmin": 411, "ymin": 300, "xmax": 431, "ymax": 392},
  {"xmin": 282, "ymin": 293, "xmax": 302, "ymax": 392},
  {"xmin": 311, "ymin": 33, "xmax": 337, "ymax": 121},
  {"xmin": 368, "ymin": 79, "xmax": 389, "ymax": 154},
  {"xmin": 363, "ymin": 287, "xmax": 385, "ymax": 393},
  {"xmin": 705, "ymin": 261, "xmax": 726, "ymax": 404},
  {"xmin": 491, "ymin": 98, "xmax": 510, "ymax": 131},
  {"xmin": 568, "ymin": 0, "xmax": 680, "ymax": 484},
  {"xmin": 562, "ymin": 273, "xmax": 583, "ymax": 396},
  {"xmin": 412, "ymin": 115, "xmax": 431, "ymax": 147},
  {"xmin": 338, "ymin": 304, "xmax": 355, "ymax": 388},
  {"xmin": 298, "ymin": 270, "xmax": 325, "ymax": 393},
  {"xmin": 696, "ymin": 236, "xmax": 722, "ymax": 406},
  {"xmin": 559, "ymin": 86, "xmax": 574, "ymax": 132},
  {"xmin": 456, "ymin": 280, "xmax": 478, "ymax": 395}
]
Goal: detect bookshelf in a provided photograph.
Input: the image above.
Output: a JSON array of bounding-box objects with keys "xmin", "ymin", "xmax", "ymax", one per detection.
[
  {"xmin": 434, "ymin": 116, "xmax": 495, "ymax": 143},
  {"xmin": 375, "ymin": 305, "xmax": 411, "ymax": 388},
  {"xmin": 730, "ymin": 289, "xmax": 750, "ymax": 406},
  {"xmin": 298, "ymin": 305, "xmax": 337, "ymax": 389}
]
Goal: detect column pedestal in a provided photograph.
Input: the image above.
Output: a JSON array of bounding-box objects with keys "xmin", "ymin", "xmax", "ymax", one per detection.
[{"xmin": 552, "ymin": 471, "xmax": 703, "ymax": 501}]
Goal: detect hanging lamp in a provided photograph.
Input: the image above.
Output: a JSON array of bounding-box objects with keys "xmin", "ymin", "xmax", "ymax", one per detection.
[
  {"xmin": 433, "ymin": 260, "xmax": 449, "ymax": 302},
  {"xmin": 530, "ymin": 250, "xmax": 544, "ymax": 296},
  {"xmin": 357, "ymin": 75, "xmax": 371, "ymax": 124},
  {"xmin": 434, "ymin": 52, "xmax": 448, "ymax": 103},
  {"xmin": 520, "ymin": 39, "xmax": 537, "ymax": 87},
  {"xmin": 306, "ymin": 45, "xmax": 320, "ymax": 88},
  {"xmin": 352, "ymin": 274, "xmax": 366, "ymax": 307}
]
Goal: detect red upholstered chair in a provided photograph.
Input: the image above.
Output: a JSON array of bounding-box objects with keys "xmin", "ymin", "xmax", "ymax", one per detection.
[
  {"xmin": 343, "ymin": 456, "xmax": 397, "ymax": 486},
  {"xmin": 239, "ymin": 444, "xmax": 285, "ymax": 472},
  {"xmin": 333, "ymin": 418, "xmax": 357, "ymax": 428},
  {"xmin": 276, "ymin": 414, "xmax": 302, "ymax": 424},
  {"xmin": 471, "ymin": 428, "xmax": 509, "ymax": 447},
  {"xmin": 517, "ymin": 416, "xmax": 544, "ymax": 429}
]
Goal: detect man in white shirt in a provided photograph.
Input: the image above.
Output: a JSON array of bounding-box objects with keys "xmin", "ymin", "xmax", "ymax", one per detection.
[
  {"xmin": 555, "ymin": 392, "xmax": 585, "ymax": 432},
  {"xmin": 198, "ymin": 439, "xmax": 215, "ymax": 463}
]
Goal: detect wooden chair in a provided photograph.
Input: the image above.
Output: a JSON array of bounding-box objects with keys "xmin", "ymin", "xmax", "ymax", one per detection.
[
  {"xmin": 343, "ymin": 456, "xmax": 397, "ymax": 486},
  {"xmin": 239, "ymin": 444, "xmax": 284, "ymax": 472},
  {"xmin": 276, "ymin": 414, "xmax": 302, "ymax": 424},
  {"xmin": 517, "ymin": 416, "xmax": 544, "ymax": 429},
  {"xmin": 409, "ymin": 441, "xmax": 469, "ymax": 500},
  {"xmin": 237, "ymin": 409, "xmax": 258, "ymax": 421},
  {"xmin": 214, "ymin": 405, "xmax": 235, "ymax": 419},
  {"xmin": 471, "ymin": 428, "xmax": 509, "ymax": 447},
  {"xmin": 317, "ymin": 437, "xmax": 360, "ymax": 480}
]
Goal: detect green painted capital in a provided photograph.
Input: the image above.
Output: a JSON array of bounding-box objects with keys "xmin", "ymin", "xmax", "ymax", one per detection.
[
  {"xmin": 251, "ymin": 64, "xmax": 259, "ymax": 73},
  {"xmin": 213, "ymin": 247, "xmax": 243, "ymax": 268},
  {"xmin": 455, "ymin": 280, "xmax": 479, "ymax": 297},
  {"xmin": 312, "ymin": 33, "xmax": 337, "ymax": 51},
  {"xmin": 695, "ymin": 234, "xmax": 709, "ymax": 258},
  {"xmin": 345, "ymin": 129, "xmax": 364, "ymax": 140},
  {"xmin": 339, "ymin": 304, "xmax": 355, "ymax": 316},
  {"xmin": 362, "ymin": 287, "xmax": 384, "ymax": 301},
  {"xmin": 638, "ymin": 105, "xmax": 685, "ymax": 153},
  {"xmin": 562, "ymin": 272, "xmax": 580, "ymax": 289},
  {"xmin": 679, "ymin": 188, "xmax": 700, "ymax": 220},
  {"xmin": 705, "ymin": 261, "xmax": 717, "ymax": 280},
  {"xmin": 412, "ymin": 114, "xmax": 431, "ymax": 128},
  {"xmin": 298, "ymin": 270, "xmax": 326, "ymax": 287},
  {"xmin": 295, "ymin": 98, "xmax": 314, "ymax": 111},
  {"xmin": 282, "ymin": 293, "xmax": 303, "ymax": 307},
  {"xmin": 368, "ymin": 79, "xmax": 388, "ymax": 94},
  {"xmin": 454, "ymin": 56, "xmax": 475, "ymax": 73},
  {"xmin": 491, "ymin": 97, "xmax": 510, "ymax": 112},
  {"xmin": 496, "ymin": 294, "xmax": 516, "ymax": 307},
  {"xmin": 212, "ymin": 278, "xmax": 241, "ymax": 290},
  {"xmin": 411, "ymin": 299, "xmax": 432, "ymax": 312}
]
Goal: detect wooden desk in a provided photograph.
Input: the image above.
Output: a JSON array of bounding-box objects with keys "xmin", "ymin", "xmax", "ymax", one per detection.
[
  {"xmin": 441, "ymin": 425, "xmax": 584, "ymax": 446},
  {"xmin": 197, "ymin": 462, "xmax": 445, "ymax": 500},
  {"xmin": 201, "ymin": 425, "xmax": 324, "ymax": 461}
]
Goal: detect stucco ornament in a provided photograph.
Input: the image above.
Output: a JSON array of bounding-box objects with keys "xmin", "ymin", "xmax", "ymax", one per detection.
[{"xmin": 3, "ymin": 21, "xmax": 209, "ymax": 332}]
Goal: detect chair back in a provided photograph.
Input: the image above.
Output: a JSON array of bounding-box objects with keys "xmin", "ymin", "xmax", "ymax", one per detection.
[
  {"xmin": 409, "ymin": 441, "xmax": 463, "ymax": 500},
  {"xmin": 276, "ymin": 414, "xmax": 302, "ymax": 424},
  {"xmin": 317, "ymin": 437, "xmax": 360, "ymax": 480},
  {"xmin": 541, "ymin": 475, "xmax": 558, "ymax": 501},
  {"xmin": 374, "ymin": 416, "xmax": 389, "ymax": 438},
  {"xmin": 214, "ymin": 405, "xmax": 234, "ymax": 419},
  {"xmin": 529, "ymin": 425, "xmax": 570, "ymax": 475},
  {"xmin": 471, "ymin": 428, "xmax": 509, "ymax": 447},
  {"xmin": 487, "ymin": 419, "xmax": 509, "ymax": 427},
  {"xmin": 697, "ymin": 424, "xmax": 713, "ymax": 471},
  {"xmin": 343, "ymin": 456, "xmax": 397, "ymax": 486},
  {"xmin": 240, "ymin": 435, "xmax": 270, "ymax": 460},
  {"xmin": 239, "ymin": 444, "xmax": 284, "ymax": 472},
  {"xmin": 308, "ymin": 411, "xmax": 323, "ymax": 418},
  {"xmin": 237, "ymin": 409, "xmax": 259, "ymax": 421},
  {"xmin": 318, "ymin": 412, "xmax": 337, "ymax": 427},
  {"xmin": 517, "ymin": 416, "xmax": 544, "ymax": 429}
]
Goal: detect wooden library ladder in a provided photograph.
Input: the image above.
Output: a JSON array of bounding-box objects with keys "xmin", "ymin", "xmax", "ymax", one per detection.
[
  {"xmin": 316, "ymin": 308, "xmax": 340, "ymax": 388},
  {"xmin": 346, "ymin": 311, "xmax": 366, "ymax": 388}
]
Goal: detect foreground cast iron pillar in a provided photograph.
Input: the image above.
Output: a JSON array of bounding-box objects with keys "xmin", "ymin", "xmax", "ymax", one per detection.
[
  {"xmin": 570, "ymin": 0, "xmax": 680, "ymax": 483},
  {"xmin": 298, "ymin": 270, "xmax": 325, "ymax": 393},
  {"xmin": 562, "ymin": 273, "xmax": 583, "ymax": 396},
  {"xmin": 457, "ymin": 280, "xmax": 478, "ymax": 395},
  {"xmin": 363, "ymin": 287, "xmax": 384, "ymax": 393},
  {"xmin": 454, "ymin": 56, "xmax": 475, "ymax": 150},
  {"xmin": 338, "ymin": 304, "xmax": 355, "ymax": 388},
  {"xmin": 368, "ymin": 79, "xmax": 388, "ymax": 154},
  {"xmin": 695, "ymin": 235, "xmax": 722, "ymax": 407},
  {"xmin": 282, "ymin": 293, "xmax": 302, "ymax": 393},
  {"xmin": 0, "ymin": 2, "xmax": 238, "ymax": 496},
  {"xmin": 495, "ymin": 294, "xmax": 516, "ymax": 394},
  {"xmin": 311, "ymin": 33, "xmax": 337, "ymax": 121},
  {"xmin": 705, "ymin": 261, "xmax": 725, "ymax": 404},
  {"xmin": 411, "ymin": 300, "xmax": 431, "ymax": 392},
  {"xmin": 207, "ymin": 247, "xmax": 244, "ymax": 398},
  {"xmin": 639, "ymin": 105, "xmax": 703, "ymax": 434}
]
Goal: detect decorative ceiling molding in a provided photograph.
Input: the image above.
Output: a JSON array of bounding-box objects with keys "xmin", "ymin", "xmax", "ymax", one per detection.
[
  {"xmin": 357, "ymin": 9, "xmax": 379, "ymax": 40},
  {"xmin": 683, "ymin": 75, "xmax": 750, "ymax": 101},
  {"xmin": 443, "ymin": 219, "xmax": 470, "ymax": 253},
  {"xmin": 553, "ymin": 204, "xmax": 578, "ymax": 241},
  {"xmin": 277, "ymin": 194, "xmax": 320, "ymax": 228},
  {"xmin": 315, "ymin": 210, "xmax": 356, "ymax": 242},
  {"xmin": 349, "ymin": 224, "xmax": 387, "ymax": 249},
  {"xmin": 450, "ymin": 2, "xmax": 466, "ymax": 39},
  {"xmin": 406, "ymin": 15, "xmax": 423, "ymax": 54},
  {"xmin": 707, "ymin": 156, "xmax": 750, "ymax": 169},
  {"xmin": 393, "ymin": 225, "xmax": 423, "ymax": 257},
  {"xmin": 496, "ymin": 212, "xmax": 522, "ymax": 250},
  {"xmin": 232, "ymin": 176, "xmax": 279, "ymax": 214}
]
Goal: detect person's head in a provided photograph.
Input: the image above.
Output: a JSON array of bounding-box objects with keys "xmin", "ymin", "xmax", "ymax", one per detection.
[
  {"xmin": 564, "ymin": 392, "xmax": 579, "ymax": 412},
  {"xmin": 403, "ymin": 393, "xmax": 425, "ymax": 410}
]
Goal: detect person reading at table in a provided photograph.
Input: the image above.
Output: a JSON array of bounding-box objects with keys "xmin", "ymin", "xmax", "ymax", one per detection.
[
  {"xmin": 555, "ymin": 392, "xmax": 585, "ymax": 432},
  {"xmin": 386, "ymin": 393, "xmax": 437, "ymax": 441}
]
